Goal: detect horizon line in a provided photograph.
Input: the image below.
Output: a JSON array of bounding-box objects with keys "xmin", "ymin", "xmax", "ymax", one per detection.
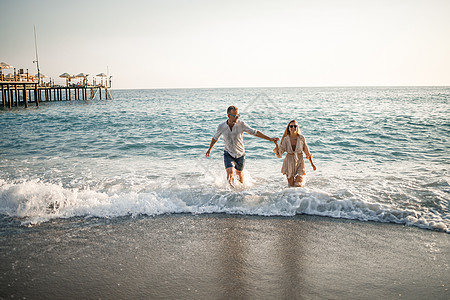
[{"xmin": 111, "ymin": 85, "xmax": 450, "ymax": 90}]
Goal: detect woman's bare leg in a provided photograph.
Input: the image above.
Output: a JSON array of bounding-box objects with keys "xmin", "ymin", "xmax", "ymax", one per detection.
[
  {"xmin": 294, "ymin": 175, "xmax": 304, "ymax": 187},
  {"xmin": 287, "ymin": 176, "xmax": 295, "ymax": 187}
]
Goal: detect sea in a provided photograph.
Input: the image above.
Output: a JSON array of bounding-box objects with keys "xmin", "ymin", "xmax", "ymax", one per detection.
[{"xmin": 0, "ymin": 86, "xmax": 449, "ymax": 232}]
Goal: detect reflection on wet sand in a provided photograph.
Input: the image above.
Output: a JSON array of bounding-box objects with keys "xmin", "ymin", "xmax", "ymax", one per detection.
[
  {"xmin": 215, "ymin": 217, "xmax": 307, "ymax": 297},
  {"xmin": 216, "ymin": 217, "xmax": 249, "ymax": 297}
]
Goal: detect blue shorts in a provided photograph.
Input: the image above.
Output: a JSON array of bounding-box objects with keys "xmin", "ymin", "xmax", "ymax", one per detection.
[{"xmin": 224, "ymin": 151, "xmax": 245, "ymax": 171}]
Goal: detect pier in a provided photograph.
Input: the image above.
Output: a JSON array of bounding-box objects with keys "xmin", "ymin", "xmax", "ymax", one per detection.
[
  {"xmin": 0, "ymin": 76, "xmax": 113, "ymax": 109},
  {"xmin": 1, "ymin": 62, "xmax": 113, "ymax": 109}
]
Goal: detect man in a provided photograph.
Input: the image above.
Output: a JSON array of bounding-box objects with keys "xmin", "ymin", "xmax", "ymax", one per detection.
[{"xmin": 206, "ymin": 105, "xmax": 279, "ymax": 186}]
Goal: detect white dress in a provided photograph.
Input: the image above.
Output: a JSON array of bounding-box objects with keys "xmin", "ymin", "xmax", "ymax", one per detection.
[{"xmin": 274, "ymin": 135, "xmax": 312, "ymax": 178}]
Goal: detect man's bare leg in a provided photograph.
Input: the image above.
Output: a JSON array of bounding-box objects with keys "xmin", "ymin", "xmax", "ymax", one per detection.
[
  {"xmin": 226, "ymin": 167, "xmax": 235, "ymax": 186},
  {"xmin": 235, "ymin": 169, "xmax": 244, "ymax": 183}
]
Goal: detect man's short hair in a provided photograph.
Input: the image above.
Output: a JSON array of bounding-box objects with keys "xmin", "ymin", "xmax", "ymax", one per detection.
[{"xmin": 227, "ymin": 106, "xmax": 238, "ymax": 114}]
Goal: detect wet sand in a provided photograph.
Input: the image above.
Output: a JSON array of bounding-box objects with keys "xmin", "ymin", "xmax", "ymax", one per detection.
[{"xmin": 1, "ymin": 214, "xmax": 449, "ymax": 299}]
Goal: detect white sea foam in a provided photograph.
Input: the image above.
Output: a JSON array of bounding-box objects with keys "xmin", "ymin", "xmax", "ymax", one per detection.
[{"xmin": 1, "ymin": 178, "xmax": 448, "ymax": 233}]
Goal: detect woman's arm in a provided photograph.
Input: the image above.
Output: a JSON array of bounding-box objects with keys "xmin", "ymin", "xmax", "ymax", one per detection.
[
  {"xmin": 302, "ymin": 136, "xmax": 316, "ymax": 171},
  {"xmin": 307, "ymin": 155, "xmax": 316, "ymax": 171}
]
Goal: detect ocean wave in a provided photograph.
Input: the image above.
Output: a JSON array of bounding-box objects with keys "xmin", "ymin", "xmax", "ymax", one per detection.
[{"xmin": 0, "ymin": 178, "xmax": 448, "ymax": 233}]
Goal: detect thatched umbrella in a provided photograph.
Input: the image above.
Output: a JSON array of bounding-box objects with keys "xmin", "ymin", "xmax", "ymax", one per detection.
[
  {"xmin": 0, "ymin": 62, "xmax": 13, "ymax": 69},
  {"xmin": 96, "ymin": 73, "xmax": 107, "ymax": 86},
  {"xmin": 75, "ymin": 73, "xmax": 89, "ymax": 86},
  {"xmin": 59, "ymin": 73, "xmax": 72, "ymax": 86},
  {"xmin": 0, "ymin": 62, "xmax": 13, "ymax": 81}
]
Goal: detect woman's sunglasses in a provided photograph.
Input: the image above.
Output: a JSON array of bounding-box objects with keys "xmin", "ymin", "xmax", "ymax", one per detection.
[{"xmin": 289, "ymin": 125, "xmax": 298, "ymax": 128}]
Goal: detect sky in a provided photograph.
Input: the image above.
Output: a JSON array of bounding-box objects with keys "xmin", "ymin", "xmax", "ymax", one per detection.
[{"xmin": 1, "ymin": 0, "xmax": 449, "ymax": 89}]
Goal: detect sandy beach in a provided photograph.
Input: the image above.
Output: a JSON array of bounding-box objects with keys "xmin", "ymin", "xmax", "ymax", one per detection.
[{"xmin": 1, "ymin": 214, "xmax": 448, "ymax": 299}]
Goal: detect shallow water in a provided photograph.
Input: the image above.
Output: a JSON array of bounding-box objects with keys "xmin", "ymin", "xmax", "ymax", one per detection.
[{"xmin": 0, "ymin": 87, "xmax": 449, "ymax": 232}]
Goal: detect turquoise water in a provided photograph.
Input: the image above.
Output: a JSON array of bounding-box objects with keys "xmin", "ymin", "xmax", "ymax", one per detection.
[{"xmin": 0, "ymin": 87, "xmax": 449, "ymax": 232}]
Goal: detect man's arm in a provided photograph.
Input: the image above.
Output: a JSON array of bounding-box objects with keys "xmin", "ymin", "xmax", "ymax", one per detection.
[
  {"xmin": 255, "ymin": 131, "xmax": 279, "ymax": 143},
  {"xmin": 206, "ymin": 138, "xmax": 217, "ymax": 157}
]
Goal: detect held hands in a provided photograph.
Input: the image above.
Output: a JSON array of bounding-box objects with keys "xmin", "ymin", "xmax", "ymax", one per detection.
[{"xmin": 272, "ymin": 137, "xmax": 279, "ymax": 144}]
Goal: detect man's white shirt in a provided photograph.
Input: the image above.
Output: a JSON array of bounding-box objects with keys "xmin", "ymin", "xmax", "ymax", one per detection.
[{"xmin": 213, "ymin": 119, "xmax": 257, "ymax": 158}]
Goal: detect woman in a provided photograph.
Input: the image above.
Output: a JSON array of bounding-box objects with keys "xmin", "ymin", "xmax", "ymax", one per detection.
[{"xmin": 273, "ymin": 120, "xmax": 316, "ymax": 187}]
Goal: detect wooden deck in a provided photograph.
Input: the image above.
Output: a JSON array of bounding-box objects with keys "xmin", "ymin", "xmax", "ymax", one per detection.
[{"xmin": 0, "ymin": 81, "xmax": 112, "ymax": 109}]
